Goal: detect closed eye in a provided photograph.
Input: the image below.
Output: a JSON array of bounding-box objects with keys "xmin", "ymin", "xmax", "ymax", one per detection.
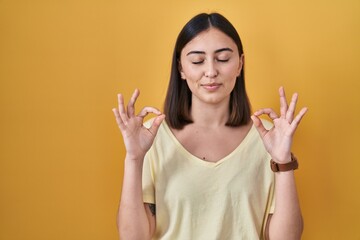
[
  {"xmin": 217, "ymin": 59, "xmax": 229, "ymax": 62},
  {"xmin": 192, "ymin": 60, "xmax": 204, "ymax": 64}
]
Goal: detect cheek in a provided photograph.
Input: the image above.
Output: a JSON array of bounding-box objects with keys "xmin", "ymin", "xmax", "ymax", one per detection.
[
  {"xmin": 225, "ymin": 62, "xmax": 241, "ymax": 77},
  {"xmin": 182, "ymin": 66, "xmax": 202, "ymax": 81}
]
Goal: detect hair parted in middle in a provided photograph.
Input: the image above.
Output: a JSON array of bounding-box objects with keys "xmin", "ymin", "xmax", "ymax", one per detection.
[{"xmin": 164, "ymin": 12, "xmax": 251, "ymax": 129}]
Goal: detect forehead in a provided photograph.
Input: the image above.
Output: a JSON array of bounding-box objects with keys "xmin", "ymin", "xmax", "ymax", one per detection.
[{"xmin": 182, "ymin": 28, "xmax": 238, "ymax": 54}]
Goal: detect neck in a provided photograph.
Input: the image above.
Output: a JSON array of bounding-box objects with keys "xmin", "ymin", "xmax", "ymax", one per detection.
[{"xmin": 190, "ymin": 96, "xmax": 230, "ymax": 128}]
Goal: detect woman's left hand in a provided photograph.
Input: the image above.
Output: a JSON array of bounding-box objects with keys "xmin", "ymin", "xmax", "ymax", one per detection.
[{"xmin": 251, "ymin": 87, "xmax": 308, "ymax": 163}]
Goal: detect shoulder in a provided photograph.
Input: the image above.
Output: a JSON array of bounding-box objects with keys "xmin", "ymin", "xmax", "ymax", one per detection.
[
  {"xmin": 144, "ymin": 118, "xmax": 168, "ymax": 141},
  {"xmin": 260, "ymin": 118, "xmax": 273, "ymax": 130},
  {"xmin": 143, "ymin": 118, "xmax": 155, "ymax": 128},
  {"xmin": 248, "ymin": 119, "xmax": 273, "ymax": 160},
  {"xmin": 144, "ymin": 117, "xmax": 167, "ymax": 129}
]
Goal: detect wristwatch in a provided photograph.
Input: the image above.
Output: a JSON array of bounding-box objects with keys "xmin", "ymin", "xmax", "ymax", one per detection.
[{"xmin": 270, "ymin": 153, "xmax": 299, "ymax": 172}]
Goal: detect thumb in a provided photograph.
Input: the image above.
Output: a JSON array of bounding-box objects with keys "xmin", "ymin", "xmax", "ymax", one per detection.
[
  {"xmin": 148, "ymin": 114, "xmax": 166, "ymax": 136},
  {"xmin": 251, "ymin": 115, "xmax": 268, "ymax": 139}
]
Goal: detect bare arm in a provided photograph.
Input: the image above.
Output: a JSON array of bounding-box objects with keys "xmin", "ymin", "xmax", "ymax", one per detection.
[
  {"xmin": 268, "ymin": 170, "xmax": 303, "ymax": 239},
  {"xmin": 113, "ymin": 89, "xmax": 164, "ymax": 239},
  {"xmin": 116, "ymin": 158, "xmax": 156, "ymax": 239},
  {"xmin": 252, "ymin": 87, "xmax": 307, "ymax": 240},
  {"xmin": 264, "ymin": 167, "xmax": 303, "ymax": 240}
]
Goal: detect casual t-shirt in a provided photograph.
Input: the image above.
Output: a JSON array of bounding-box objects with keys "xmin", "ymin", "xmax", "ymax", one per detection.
[{"xmin": 142, "ymin": 120, "xmax": 275, "ymax": 239}]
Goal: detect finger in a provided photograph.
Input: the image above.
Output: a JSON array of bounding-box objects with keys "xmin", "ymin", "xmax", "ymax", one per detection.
[
  {"xmin": 279, "ymin": 86, "xmax": 288, "ymax": 118},
  {"xmin": 148, "ymin": 114, "xmax": 166, "ymax": 136},
  {"xmin": 137, "ymin": 106, "xmax": 162, "ymax": 119},
  {"xmin": 127, "ymin": 89, "xmax": 140, "ymax": 118},
  {"xmin": 112, "ymin": 108, "xmax": 126, "ymax": 131},
  {"xmin": 253, "ymin": 108, "xmax": 279, "ymax": 120},
  {"xmin": 286, "ymin": 93, "xmax": 298, "ymax": 122},
  {"xmin": 117, "ymin": 93, "xmax": 129, "ymax": 124},
  {"xmin": 290, "ymin": 107, "xmax": 308, "ymax": 131},
  {"xmin": 251, "ymin": 115, "xmax": 268, "ymax": 138}
]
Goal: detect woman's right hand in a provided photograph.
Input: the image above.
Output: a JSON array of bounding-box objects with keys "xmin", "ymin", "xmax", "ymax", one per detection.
[{"xmin": 112, "ymin": 89, "xmax": 165, "ymax": 161}]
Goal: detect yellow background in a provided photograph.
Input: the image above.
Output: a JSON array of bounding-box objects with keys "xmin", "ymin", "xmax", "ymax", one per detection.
[{"xmin": 1, "ymin": 0, "xmax": 359, "ymax": 239}]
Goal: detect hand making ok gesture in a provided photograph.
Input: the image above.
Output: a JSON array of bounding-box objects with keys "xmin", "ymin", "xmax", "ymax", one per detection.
[
  {"xmin": 251, "ymin": 87, "xmax": 308, "ymax": 163},
  {"xmin": 112, "ymin": 89, "xmax": 165, "ymax": 161}
]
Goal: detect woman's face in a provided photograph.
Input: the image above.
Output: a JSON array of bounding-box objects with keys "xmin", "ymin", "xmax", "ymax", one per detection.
[{"xmin": 179, "ymin": 27, "xmax": 243, "ymax": 106}]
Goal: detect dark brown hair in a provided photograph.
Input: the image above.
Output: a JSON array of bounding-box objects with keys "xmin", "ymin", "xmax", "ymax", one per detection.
[{"xmin": 164, "ymin": 13, "xmax": 251, "ymax": 129}]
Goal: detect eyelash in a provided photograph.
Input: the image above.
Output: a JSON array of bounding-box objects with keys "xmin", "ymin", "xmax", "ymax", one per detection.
[{"xmin": 192, "ymin": 59, "xmax": 229, "ymax": 64}]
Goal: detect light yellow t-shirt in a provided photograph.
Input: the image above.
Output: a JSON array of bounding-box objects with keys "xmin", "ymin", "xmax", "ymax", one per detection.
[{"xmin": 142, "ymin": 120, "xmax": 275, "ymax": 240}]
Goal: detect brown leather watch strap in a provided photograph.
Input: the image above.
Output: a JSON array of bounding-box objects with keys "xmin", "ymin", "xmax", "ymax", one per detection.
[{"xmin": 270, "ymin": 153, "xmax": 299, "ymax": 172}]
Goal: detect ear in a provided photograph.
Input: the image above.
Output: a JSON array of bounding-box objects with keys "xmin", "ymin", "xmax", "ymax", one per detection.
[
  {"xmin": 178, "ymin": 59, "xmax": 186, "ymax": 80},
  {"xmin": 237, "ymin": 54, "xmax": 244, "ymax": 77}
]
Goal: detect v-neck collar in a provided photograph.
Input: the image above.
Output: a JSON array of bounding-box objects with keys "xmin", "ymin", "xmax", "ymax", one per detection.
[{"xmin": 161, "ymin": 122, "xmax": 256, "ymax": 167}]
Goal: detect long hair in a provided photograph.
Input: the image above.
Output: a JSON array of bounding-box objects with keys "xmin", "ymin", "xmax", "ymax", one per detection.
[{"xmin": 164, "ymin": 13, "xmax": 251, "ymax": 129}]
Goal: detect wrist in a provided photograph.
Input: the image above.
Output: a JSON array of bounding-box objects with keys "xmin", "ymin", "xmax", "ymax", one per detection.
[
  {"xmin": 272, "ymin": 152, "xmax": 292, "ymax": 164},
  {"xmin": 125, "ymin": 154, "xmax": 145, "ymax": 165},
  {"xmin": 270, "ymin": 153, "xmax": 299, "ymax": 172}
]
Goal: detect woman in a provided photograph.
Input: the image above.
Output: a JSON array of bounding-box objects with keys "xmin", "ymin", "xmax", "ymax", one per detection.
[{"xmin": 113, "ymin": 13, "xmax": 307, "ymax": 240}]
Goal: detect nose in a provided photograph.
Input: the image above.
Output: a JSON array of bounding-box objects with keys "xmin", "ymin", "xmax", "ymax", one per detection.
[{"xmin": 204, "ymin": 61, "xmax": 218, "ymax": 78}]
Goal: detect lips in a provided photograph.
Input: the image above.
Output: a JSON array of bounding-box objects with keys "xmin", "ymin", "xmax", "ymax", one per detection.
[{"xmin": 201, "ymin": 83, "xmax": 222, "ymax": 91}]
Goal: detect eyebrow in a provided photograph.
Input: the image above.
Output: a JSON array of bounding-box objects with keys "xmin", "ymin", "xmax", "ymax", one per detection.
[{"xmin": 186, "ymin": 47, "xmax": 233, "ymax": 56}]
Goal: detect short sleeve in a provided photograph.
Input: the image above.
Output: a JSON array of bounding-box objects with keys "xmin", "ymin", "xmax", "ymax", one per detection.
[
  {"xmin": 141, "ymin": 119, "xmax": 156, "ymax": 204},
  {"xmin": 268, "ymin": 181, "xmax": 276, "ymax": 214},
  {"xmin": 261, "ymin": 177, "xmax": 276, "ymax": 239},
  {"xmin": 142, "ymin": 145, "xmax": 156, "ymax": 204},
  {"xmin": 261, "ymin": 119, "xmax": 276, "ymax": 214}
]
